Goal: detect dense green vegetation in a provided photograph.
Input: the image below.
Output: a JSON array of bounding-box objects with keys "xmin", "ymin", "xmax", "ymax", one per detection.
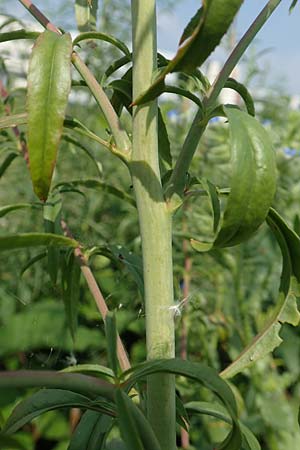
[{"xmin": 0, "ymin": 1, "xmax": 300, "ymax": 449}]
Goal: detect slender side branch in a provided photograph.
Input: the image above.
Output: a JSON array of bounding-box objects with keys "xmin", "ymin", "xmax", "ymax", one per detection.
[
  {"xmin": 61, "ymin": 220, "xmax": 131, "ymax": 372},
  {"xmin": 166, "ymin": 0, "xmax": 282, "ymax": 200},
  {"xmin": 17, "ymin": 0, "xmax": 131, "ymax": 155}
]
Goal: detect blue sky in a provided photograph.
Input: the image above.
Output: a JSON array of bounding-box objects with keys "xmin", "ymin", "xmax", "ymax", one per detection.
[{"xmin": 157, "ymin": 1, "xmax": 300, "ymax": 94}]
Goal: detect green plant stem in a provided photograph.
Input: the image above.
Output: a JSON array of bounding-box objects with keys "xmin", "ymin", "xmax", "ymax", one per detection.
[
  {"xmin": 17, "ymin": 0, "xmax": 131, "ymax": 154},
  {"xmin": 131, "ymin": 1, "xmax": 176, "ymax": 449},
  {"xmin": 0, "ymin": 371, "xmax": 114, "ymax": 401},
  {"xmin": 166, "ymin": 0, "xmax": 282, "ymax": 199}
]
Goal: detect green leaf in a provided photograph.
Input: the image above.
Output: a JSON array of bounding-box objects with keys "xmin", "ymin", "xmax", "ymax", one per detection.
[
  {"xmin": 191, "ymin": 107, "xmax": 277, "ymax": 251},
  {"xmin": 289, "ymin": 0, "xmax": 298, "ymax": 13},
  {"xmin": 223, "ymin": 78, "xmax": 255, "ymax": 116},
  {"xmin": 3, "ymin": 389, "xmax": 114, "ymax": 434},
  {"xmin": 133, "ymin": 0, "xmax": 244, "ymax": 105},
  {"xmin": 122, "ymin": 358, "xmax": 242, "ymax": 450},
  {"xmin": 61, "ymin": 364, "xmax": 114, "ymax": 381},
  {"xmin": 73, "ymin": 32, "xmax": 130, "ymax": 56},
  {"xmin": 27, "ymin": 30, "xmax": 72, "ymax": 201},
  {"xmin": 0, "ymin": 113, "xmax": 26, "ymax": 129},
  {"xmin": 115, "ymin": 389, "xmax": 161, "ymax": 450},
  {"xmin": 186, "ymin": 401, "xmax": 261, "ymax": 450},
  {"xmin": 176, "ymin": 394, "xmax": 190, "ymax": 432},
  {"xmin": 221, "ymin": 208, "xmax": 300, "ymax": 379},
  {"xmin": 0, "ymin": 29, "xmax": 39, "ymax": 43},
  {"xmin": 0, "ymin": 203, "xmax": 40, "ymax": 218},
  {"xmin": 0, "ymin": 233, "xmax": 77, "ymax": 252},
  {"xmin": 75, "ymin": 0, "xmax": 98, "ymax": 32},
  {"xmin": 20, "ymin": 251, "xmax": 47, "ymax": 275},
  {"xmin": 43, "ymin": 192, "xmax": 62, "ymax": 284},
  {"xmin": 68, "ymin": 411, "xmax": 113, "ymax": 450},
  {"xmin": 0, "ymin": 152, "xmax": 19, "ymax": 178},
  {"xmin": 61, "ymin": 252, "xmax": 81, "ymax": 341},
  {"xmin": 62, "ymin": 134, "xmax": 102, "ymax": 178},
  {"xmin": 105, "ymin": 312, "xmax": 119, "ymax": 376},
  {"xmin": 54, "ymin": 179, "xmax": 135, "ymax": 207}
]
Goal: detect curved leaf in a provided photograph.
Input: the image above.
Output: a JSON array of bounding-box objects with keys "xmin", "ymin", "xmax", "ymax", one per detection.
[
  {"xmin": 221, "ymin": 208, "xmax": 300, "ymax": 379},
  {"xmin": 115, "ymin": 389, "xmax": 161, "ymax": 450},
  {"xmin": 186, "ymin": 401, "xmax": 261, "ymax": 450},
  {"xmin": 3, "ymin": 389, "xmax": 115, "ymax": 434},
  {"xmin": 223, "ymin": 78, "xmax": 255, "ymax": 116},
  {"xmin": 122, "ymin": 358, "xmax": 242, "ymax": 450},
  {"xmin": 54, "ymin": 179, "xmax": 135, "ymax": 207},
  {"xmin": 27, "ymin": 30, "xmax": 72, "ymax": 201},
  {"xmin": 68, "ymin": 411, "xmax": 113, "ymax": 450},
  {"xmin": 191, "ymin": 107, "xmax": 277, "ymax": 251},
  {"xmin": 0, "ymin": 29, "xmax": 39, "ymax": 43},
  {"xmin": 133, "ymin": 0, "xmax": 244, "ymax": 105},
  {"xmin": 20, "ymin": 251, "xmax": 47, "ymax": 275},
  {"xmin": 0, "ymin": 203, "xmax": 40, "ymax": 218},
  {"xmin": 73, "ymin": 32, "xmax": 130, "ymax": 56},
  {"xmin": 0, "ymin": 233, "xmax": 78, "ymax": 252},
  {"xmin": 0, "ymin": 153, "xmax": 19, "ymax": 178},
  {"xmin": 61, "ymin": 364, "xmax": 114, "ymax": 381}
]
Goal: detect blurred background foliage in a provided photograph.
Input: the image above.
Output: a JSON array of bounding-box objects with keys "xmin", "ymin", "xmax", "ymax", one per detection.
[{"xmin": 1, "ymin": 1, "xmax": 300, "ymax": 449}]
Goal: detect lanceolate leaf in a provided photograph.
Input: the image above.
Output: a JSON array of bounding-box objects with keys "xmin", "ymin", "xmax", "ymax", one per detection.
[
  {"xmin": 61, "ymin": 364, "xmax": 114, "ymax": 381},
  {"xmin": 27, "ymin": 30, "xmax": 72, "ymax": 201},
  {"xmin": 115, "ymin": 389, "xmax": 162, "ymax": 450},
  {"xmin": 68, "ymin": 411, "xmax": 113, "ymax": 450},
  {"xmin": 133, "ymin": 0, "xmax": 244, "ymax": 105},
  {"xmin": 0, "ymin": 233, "xmax": 78, "ymax": 252},
  {"xmin": 191, "ymin": 107, "xmax": 277, "ymax": 251},
  {"xmin": 61, "ymin": 252, "xmax": 81, "ymax": 341},
  {"xmin": 44, "ymin": 192, "xmax": 62, "ymax": 284},
  {"xmin": 185, "ymin": 401, "xmax": 261, "ymax": 450},
  {"xmin": 0, "ymin": 29, "xmax": 39, "ymax": 43},
  {"xmin": 3, "ymin": 389, "xmax": 115, "ymax": 434},
  {"xmin": 75, "ymin": 0, "xmax": 98, "ymax": 32},
  {"xmin": 221, "ymin": 208, "xmax": 300, "ymax": 379},
  {"xmin": 20, "ymin": 251, "xmax": 47, "ymax": 275},
  {"xmin": 105, "ymin": 312, "xmax": 119, "ymax": 376},
  {"xmin": 0, "ymin": 203, "xmax": 40, "ymax": 218},
  {"xmin": 122, "ymin": 358, "xmax": 242, "ymax": 450},
  {"xmin": 0, "ymin": 152, "xmax": 19, "ymax": 178}
]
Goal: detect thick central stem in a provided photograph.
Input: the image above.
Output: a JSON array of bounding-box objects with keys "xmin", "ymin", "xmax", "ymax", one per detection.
[{"xmin": 131, "ymin": 1, "xmax": 176, "ymax": 449}]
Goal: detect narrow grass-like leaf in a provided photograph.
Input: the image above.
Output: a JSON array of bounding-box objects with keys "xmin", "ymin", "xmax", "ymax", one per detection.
[
  {"xmin": 122, "ymin": 358, "xmax": 242, "ymax": 450},
  {"xmin": 3, "ymin": 389, "xmax": 114, "ymax": 434},
  {"xmin": 27, "ymin": 30, "xmax": 72, "ymax": 201},
  {"xmin": 0, "ymin": 153, "xmax": 19, "ymax": 178},
  {"xmin": 68, "ymin": 411, "xmax": 113, "ymax": 450},
  {"xmin": 290, "ymin": 0, "xmax": 298, "ymax": 13},
  {"xmin": 115, "ymin": 389, "xmax": 161, "ymax": 450},
  {"xmin": 221, "ymin": 208, "xmax": 300, "ymax": 379},
  {"xmin": 0, "ymin": 233, "xmax": 77, "ymax": 252},
  {"xmin": 0, "ymin": 113, "xmax": 26, "ymax": 129},
  {"xmin": 192, "ymin": 107, "xmax": 277, "ymax": 251},
  {"xmin": 133, "ymin": 0, "xmax": 244, "ymax": 105},
  {"xmin": 62, "ymin": 253, "xmax": 81, "ymax": 341},
  {"xmin": 54, "ymin": 179, "xmax": 135, "ymax": 207},
  {"xmin": 186, "ymin": 401, "xmax": 261, "ymax": 450},
  {"xmin": 62, "ymin": 135, "xmax": 102, "ymax": 178},
  {"xmin": 0, "ymin": 203, "xmax": 40, "ymax": 218},
  {"xmin": 20, "ymin": 251, "xmax": 47, "ymax": 275},
  {"xmin": 75, "ymin": 0, "xmax": 98, "ymax": 32},
  {"xmin": 43, "ymin": 192, "xmax": 62, "ymax": 284},
  {"xmin": 73, "ymin": 32, "xmax": 130, "ymax": 56},
  {"xmin": 223, "ymin": 78, "xmax": 255, "ymax": 116},
  {"xmin": 61, "ymin": 364, "xmax": 114, "ymax": 381},
  {"xmin": 0, "ymin": 29, "xmax": 39, "ymax": 43},
  {"xmin": 105, "ymin": 312, "xmax": 119, "ymax": 377}
]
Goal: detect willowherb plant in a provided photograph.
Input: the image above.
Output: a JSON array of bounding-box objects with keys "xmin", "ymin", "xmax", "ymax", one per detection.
[{"xmin": 0, "ymin": 1, "xmax": 299, "ymax": 449}]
